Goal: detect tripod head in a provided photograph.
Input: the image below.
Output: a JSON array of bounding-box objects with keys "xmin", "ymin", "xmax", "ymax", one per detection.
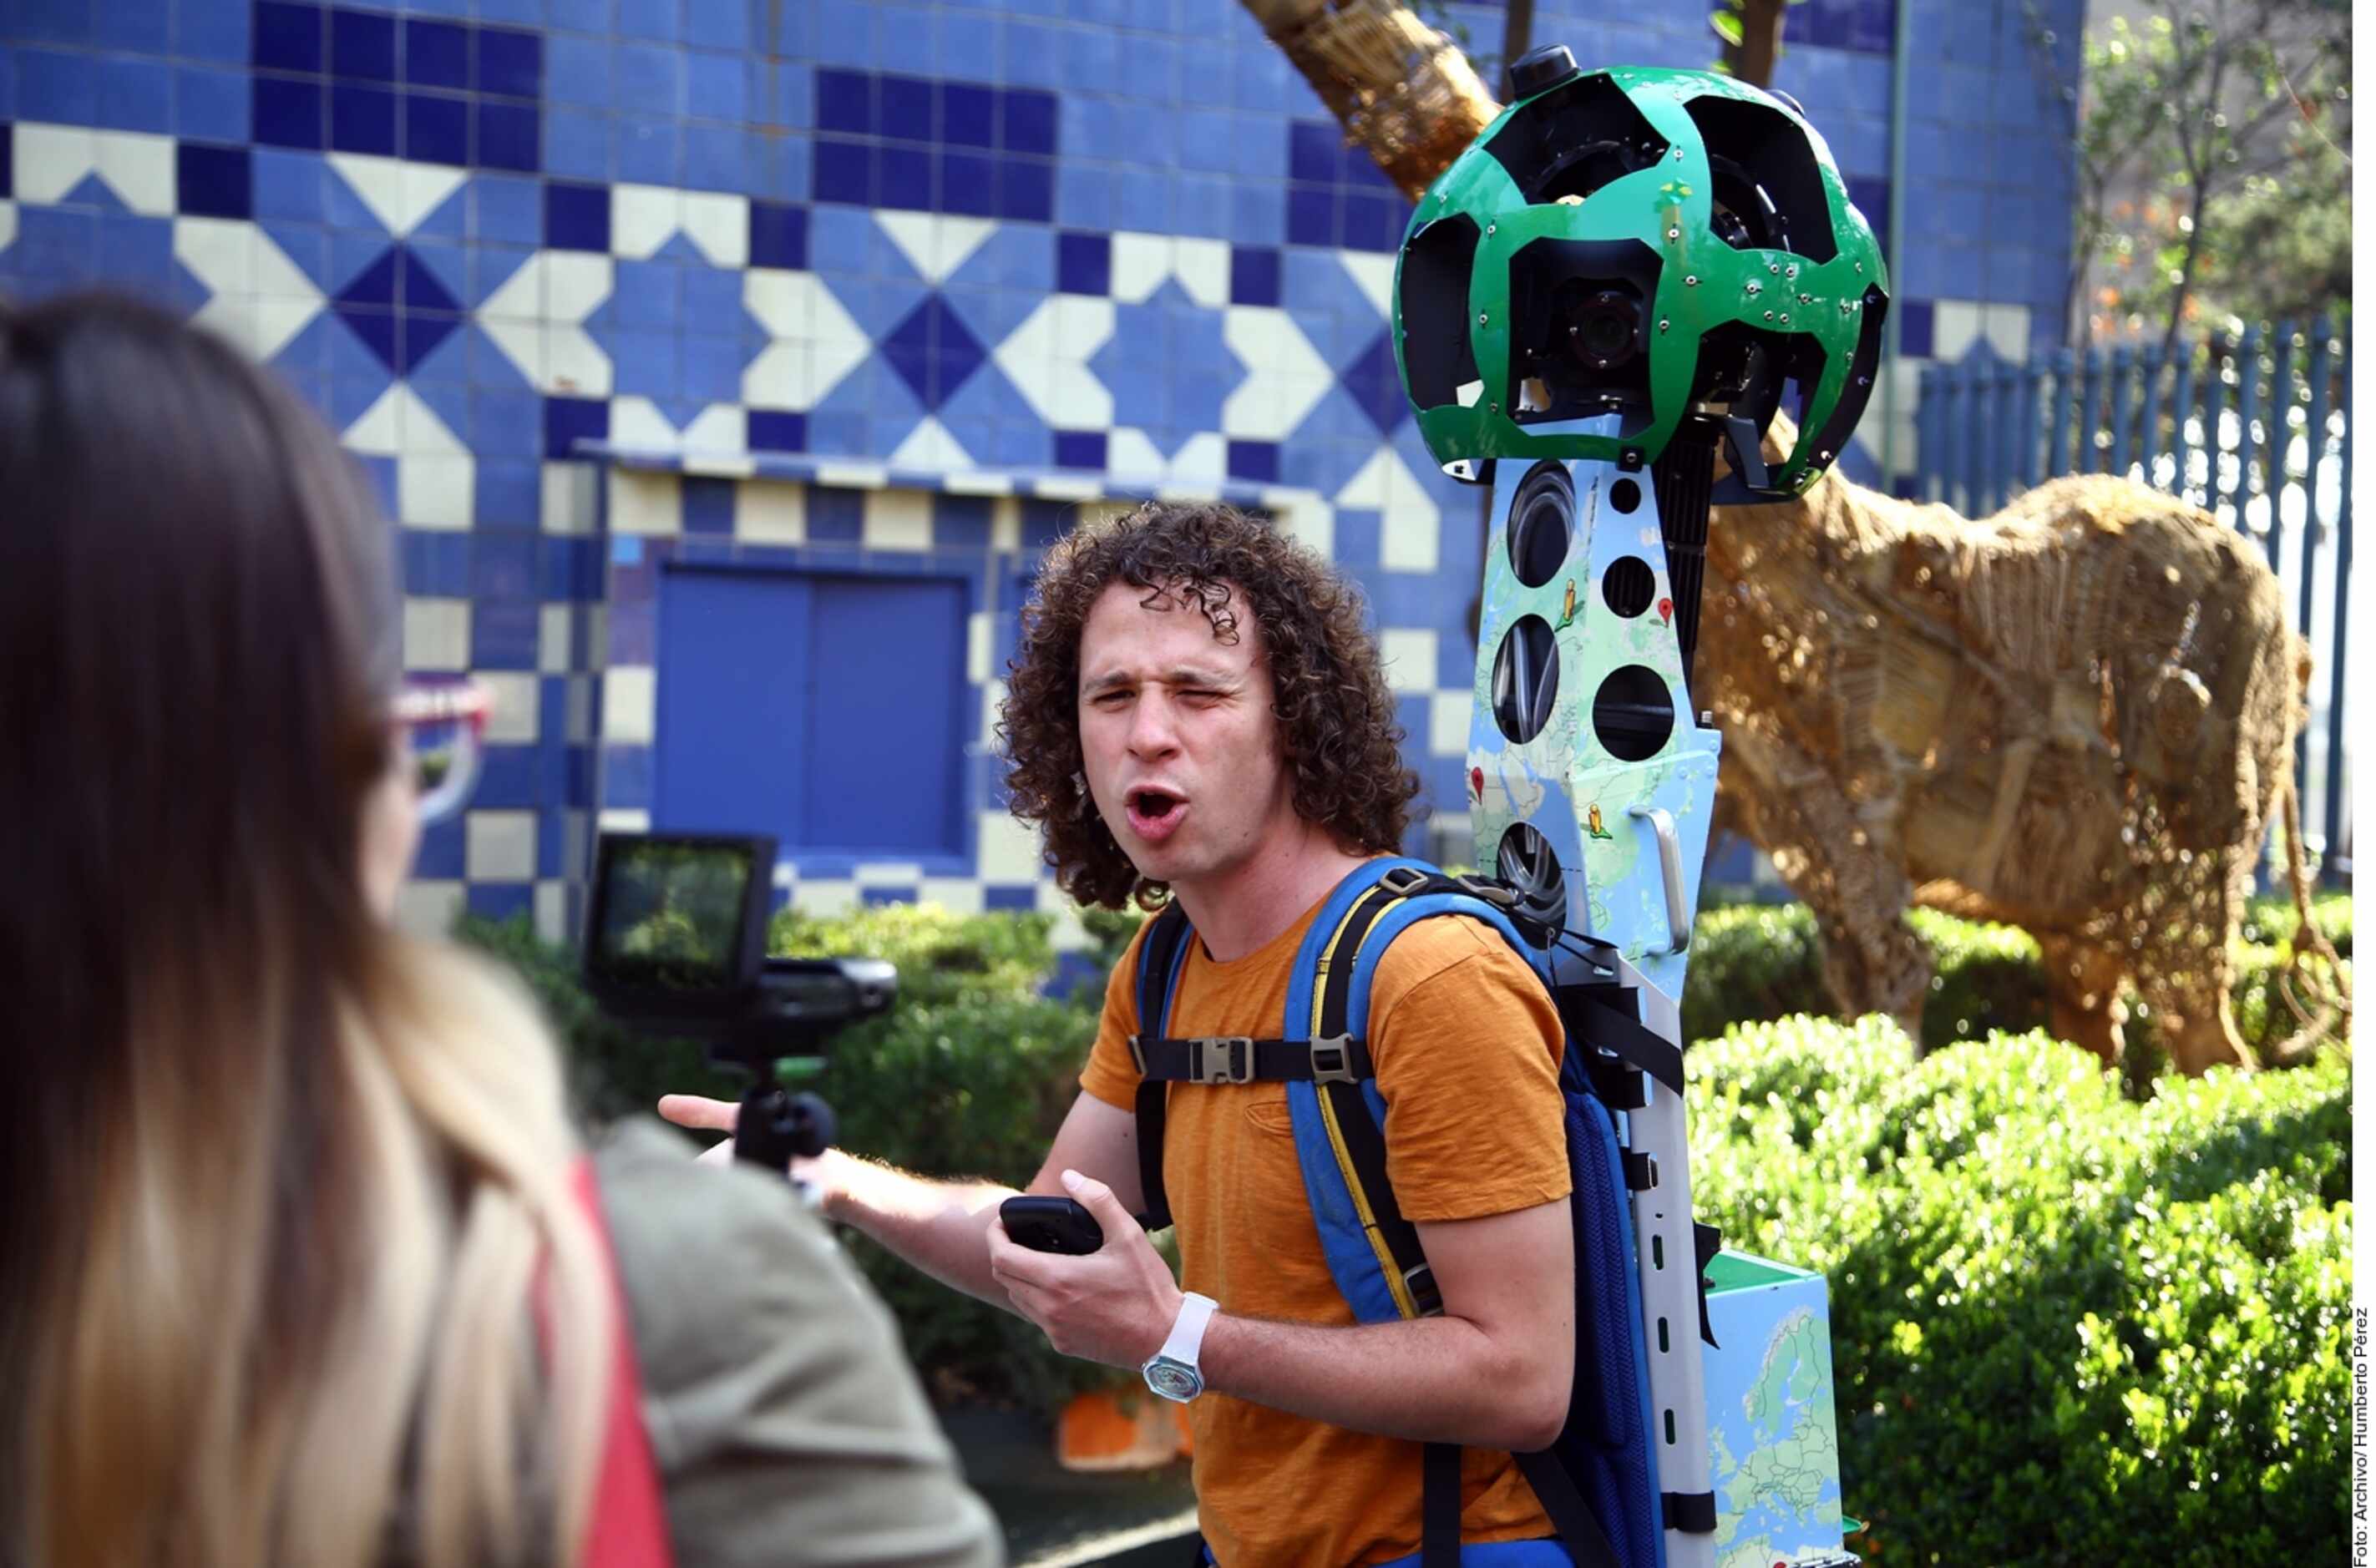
[{"xmin": 582, "ymin": 832, "xmax": 894, "ymax": 1176}]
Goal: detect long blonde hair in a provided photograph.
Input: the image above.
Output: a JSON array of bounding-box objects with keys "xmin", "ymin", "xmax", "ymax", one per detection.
[{"xmin": 0, "ymin": 294, "xmax": 611, "ymax": 1565}]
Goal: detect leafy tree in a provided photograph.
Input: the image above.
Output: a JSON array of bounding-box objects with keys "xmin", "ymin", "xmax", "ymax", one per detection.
[{"xmin": 2067, "ymin": 0, "xmax": 2349, "ymax": 348}]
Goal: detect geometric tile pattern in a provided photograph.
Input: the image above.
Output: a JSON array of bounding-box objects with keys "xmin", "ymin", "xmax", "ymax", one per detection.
[{"xmin": 0, "ymin": 0, "xmax": 2085, "ymax": 936}]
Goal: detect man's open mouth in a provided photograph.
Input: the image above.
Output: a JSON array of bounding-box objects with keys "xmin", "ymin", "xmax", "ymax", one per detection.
[{"xmin": 1125, "ymin": 787, "xmax": 1187, "ymax": 836}]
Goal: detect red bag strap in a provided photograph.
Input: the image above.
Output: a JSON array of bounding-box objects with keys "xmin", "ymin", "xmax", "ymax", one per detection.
[{"xmin": 565, "ymin": 1155, "xmax": 676, "ymax": 1568}]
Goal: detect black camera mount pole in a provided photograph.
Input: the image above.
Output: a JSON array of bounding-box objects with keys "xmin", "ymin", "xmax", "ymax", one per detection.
[
  {"xmin": 730, "ymin": 1062, "xmax": 838, "ymax": 1173},
  {"xmin": 715, "ymin": 955, "xmax": 895, "ymax": 1183}
]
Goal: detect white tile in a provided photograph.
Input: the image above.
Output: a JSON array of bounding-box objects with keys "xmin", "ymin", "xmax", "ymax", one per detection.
[
  {"xmin": 602, "ymin": 665, "xmax": 656, "ymax": 746},
  {"xmin": 734, "ymin": 480, "xmax": 806, "ymax": 544},
  {"xmin": 1981, "ymin": 303, "xmax": 2032, "ymax": 362},
  {"xmin": 1110, "ymin": 231, "xmax": 1171, "ymax": 304},
  {"xmin": 393, "ymin": 878, "xmax": 465, "ymax": 936},
  {"xmin": 680, "ymin": 190, "xmax": 748, "ymax": 268},
  {"xmin": 875, "ymin": 210, "xmax": 994, "ymax": 285},
  {"xmin": 1380, "ymin": 503, "xmax": 1440, "ymax": 573},
  {"xmin": 742, "ymin": 340, "xmax": 808, "ymax": 407},
  {"xmin": 610, "ymin": 183, "xmax": 680, "ymax": 259},
  {"xmin": 539, "ymin": 604, "xmax": 575, "ymax": 674},
  {"xmin": 791, "ymin": 880, "xmax": 859, "ymax": 917},
  {"xmin": 678, "ymin": 404, "xmax": 746, "ymax": 453},
  {"xmin": 398, "ymin": 453, "xmax": 474, "ymax": 530},
  {"xmin": 607, "ymin": 468, "xmax": 682, "ymax": 535},
  {"xmin": 1375, "ymin": 628, "xmax": 1436, "ymax": 694},
  {"xmin": 466, "ymin": 809, "xmax": 538, "ymax": 881},
  {"xmin": 862, "ymin": 488, "xmax": 933, "ymax": 550},
  {"xmin": 544, "ymin": 251, "xmax": 615, "ymax": 322},
  {"xmin": 1274, "ymin": 497, "xmax": 1334, "ymax": 558},
  {"xmin": 1107, "ymin": 427, "xmax": 1168, "ymax": 478},
  {"xmin": 545, "ymin": 324, "xmax": 612, "ymax": 399},
  {"xmin": 597, "ymin": 807, "xmax": 651, "ymax": 834},
  {"xmin": 13, "ymin": 124, "xmax": 98, "ymax": 205},
  {"xmin": 854, "ymin": 862, "xmax": 925, "ymax": 886},
  {"xmin": 0, "ymin": 201, "xmax": 13, "ymax": 255},
  {"xmin": 978, "ymin": 809, "xmax": 1045, "ymax": 883},
  {"xmin": 886, "ymin": 415, "xmax": 973, "ymax": 474},
  {"xmin": 1339, "ymin": 250, "xmax": 1396, "ymax": 320},
  {"xmin": 967, "ymin": 609, "xmax": 995, "ymax": 684},
  {"xmin": 919, "ymin": 878, "xmax": 985, "ymax": 914},
  {"xmin": 1167, "ymin": 433, "xmax": 1227, "ymax": 486},
  {"xmin": 479, "ymin": 671, "xmax": 541, "ymax": 744},
  {"xmin": 979, "ymin": 676, "xmax": 1007, "ymax": 748},
  {"xmin": 403, "ymin": 598, "xmax": 471, "ymax": 671},
  {"xmin": 542, "ymin": 461, "xmax": 596, "ymax": 533},
  {"xmin": 173, "ymin": 216, "xmax": 255, "ymax": 292},
  {"xmin": 609, "ymin": 397, "xmax": 685, "ymax": 450},
  {"xmin": 1931, "ymin": 300, "xmax": 1985, "ymax": 364},
  {"xmin": 94, "ymin": 129, "xmax": 175, "ymax": 216},
  {"xmin": 534, "ymin": 879, "xmax": 569, "ymax": 943},
  {"xmin": 1173, "ymin": 237, "xmax": 1229, "ymax": 308},
  {"xmin": 327, "ymin": 152, "xmax": 461, "ymax": 236},
  {"xmin": 990, "ymin": 496, "xmax": 1021, "ymax": 552},
  {"xmin": 1430, "ymin": 690, "xmax": 1473, "ymax": 754}
]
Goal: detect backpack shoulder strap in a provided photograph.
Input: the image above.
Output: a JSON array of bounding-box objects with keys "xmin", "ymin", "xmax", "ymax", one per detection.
[
  {"xmin": 565, "ymin": 1156, "xmax": 677, "ymax": 1568},
  {"xmin": 1128, "ymin": 901, "xmax": 1195, "ymax": 1231}
]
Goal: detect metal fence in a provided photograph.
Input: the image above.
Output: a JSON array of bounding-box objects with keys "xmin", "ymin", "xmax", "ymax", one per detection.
[{"xmin": 1913, "ymin": 319, "xmax": 2353, "ymax": 883}]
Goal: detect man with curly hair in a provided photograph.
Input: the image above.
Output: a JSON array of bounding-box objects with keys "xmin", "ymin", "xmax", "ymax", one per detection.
[{"xmin": 668, "ymin": 501, "xmax": 1577, "ymax": 1568}]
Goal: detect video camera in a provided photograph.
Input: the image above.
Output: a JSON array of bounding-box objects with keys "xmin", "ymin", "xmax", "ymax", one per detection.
[{"xmin": 583, "ymin": 831, "xmax": 894, "ymax": 1176}]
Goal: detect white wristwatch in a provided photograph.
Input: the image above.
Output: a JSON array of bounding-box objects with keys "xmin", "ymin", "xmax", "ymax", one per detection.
[{"xmin": 1141, "ymin": 1292, "xmax": 1218, "ymax": 1403}]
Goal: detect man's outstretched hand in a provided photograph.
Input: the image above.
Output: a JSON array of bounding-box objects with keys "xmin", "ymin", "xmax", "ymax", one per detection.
[
  {"xmin": 987, "ymin": 1169, "xmax": 1183, "ymax": 1369},
  {"xmin": 656, "ymin": 1094, "xmax": 744, "ymax": 1166}
]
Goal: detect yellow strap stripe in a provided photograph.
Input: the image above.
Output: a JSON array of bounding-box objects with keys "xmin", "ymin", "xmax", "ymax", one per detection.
[{"xmin": 1307, "ymin": 883, "xmax": 1419, "ymax": 1319}]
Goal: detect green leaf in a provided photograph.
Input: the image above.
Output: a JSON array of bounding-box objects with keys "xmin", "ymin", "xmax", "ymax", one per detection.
[{"xmin": 1710, "ymin": 8, "xmax": 1744, "ymax": 45}]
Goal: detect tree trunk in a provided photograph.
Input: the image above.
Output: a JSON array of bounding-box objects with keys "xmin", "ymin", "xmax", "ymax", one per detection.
[
  {"xmin": 1724, "ymin": 0, "xmax": 1790, "ymax": 88},
  {"xmin": 1235, "ymin": 0, "xmax": 1501, "ymax": 201},
  {"xmin": 2160, "ymin": 180, "xmax": 2211, "ymax": 359}
]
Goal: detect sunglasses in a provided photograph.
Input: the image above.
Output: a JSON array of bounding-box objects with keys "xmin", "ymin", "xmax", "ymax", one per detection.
[{"xmin": 392, "ymin": 677, "xmax": 492, "ymax": 825}]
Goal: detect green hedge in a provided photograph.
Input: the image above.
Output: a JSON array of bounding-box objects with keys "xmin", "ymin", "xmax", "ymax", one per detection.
[
  {"xmin": 1689, "ymin": 1016, "xmax": 2352, "ymax": 1564},
  {"xmin": 1684, "ymin": 893, "xmax": 2353, "ymax": 1075}
]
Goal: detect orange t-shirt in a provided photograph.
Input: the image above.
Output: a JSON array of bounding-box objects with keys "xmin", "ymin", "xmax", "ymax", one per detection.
[{"xmin": 1079, "ymin": 880, "xmax": 1573, "ymax": 1568}]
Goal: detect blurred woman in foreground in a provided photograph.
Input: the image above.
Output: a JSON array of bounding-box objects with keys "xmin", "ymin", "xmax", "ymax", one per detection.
[{"xmin": 0, "ymin": 291, "xmax": 1002, "ymax": 1567}]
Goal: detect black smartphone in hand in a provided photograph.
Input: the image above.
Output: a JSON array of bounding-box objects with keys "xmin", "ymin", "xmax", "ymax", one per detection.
[{"xmin": 1000, "ymin": 1195, "xmax": 1105, "ymax": 1255}]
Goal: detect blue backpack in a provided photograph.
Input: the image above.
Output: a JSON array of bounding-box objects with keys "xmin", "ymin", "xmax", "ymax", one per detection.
[{"xmin": 1129, "ymin": 857, "xmax": 1718, "ymax": 1568}]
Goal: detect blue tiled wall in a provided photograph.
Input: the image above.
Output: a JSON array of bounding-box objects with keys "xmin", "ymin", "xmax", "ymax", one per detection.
[{"xmin": 1, "ymin": 0, "xmax": 2080, "ymax": 936}]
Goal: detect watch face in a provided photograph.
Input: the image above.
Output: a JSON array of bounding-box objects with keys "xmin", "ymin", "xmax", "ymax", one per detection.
[{"xmin": 1143, "ymin": 1358, "xmax": 1203, "ymax": 1403}]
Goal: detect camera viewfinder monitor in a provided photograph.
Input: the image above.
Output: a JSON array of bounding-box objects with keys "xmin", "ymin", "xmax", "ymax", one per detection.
[{"xmin": 585, "ymin": 832, "xmax": 775, "ymax": 1020}]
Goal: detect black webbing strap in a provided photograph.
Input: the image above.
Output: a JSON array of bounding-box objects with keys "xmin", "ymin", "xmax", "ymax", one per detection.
[
  {"xmin": 1663, "ymin": 1490, "xmax": 1718, "ymax": 1534},
  {"xmin": 1132, "ymin": 903, "xmax": 1193, "ymax": 1232},
  {"xmin": 1128, "ymin": 1033, "xmax": 1375, "ymax": 1085},
  {"xmin": 1421, "ymin": 1442, "xmax": 1463, "ymax": 1568},
  {"xmin": 1554, "ymin": 984, "xmax": 1687, "ymax": 1095},
  {"xmin": 1314, "ymin": 879, "xmax": 1444, "ymax": 1319},
  {"xmin": 1513, "ymin": 1450, "xmax": 1624, "ymax": 1568},
  {"xmin": 1623, "ymin": 1151, "xmax": 1658, "ymax": 1191}
]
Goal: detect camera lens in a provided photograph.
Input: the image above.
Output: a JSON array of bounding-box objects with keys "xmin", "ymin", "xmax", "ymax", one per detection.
[{"xmin": 1568, "ymin": 288, "xmax": 1643, "ymax": 370}]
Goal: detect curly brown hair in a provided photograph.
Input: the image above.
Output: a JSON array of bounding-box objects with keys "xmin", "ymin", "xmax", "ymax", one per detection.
[{"xmin": 998, "ymin": 500, "xmax": 1419, "ymax": 911}]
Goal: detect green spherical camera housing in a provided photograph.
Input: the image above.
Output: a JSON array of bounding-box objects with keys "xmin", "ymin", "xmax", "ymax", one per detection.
[{"xmin": 1392, "ymin": 58, "xmax": 1890, "ymax": 498}]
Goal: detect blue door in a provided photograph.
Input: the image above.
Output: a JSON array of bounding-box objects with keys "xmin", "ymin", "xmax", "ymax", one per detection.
[{"xmin": 654, "ymin": 567, "xmax": 970, "ymax": 861}]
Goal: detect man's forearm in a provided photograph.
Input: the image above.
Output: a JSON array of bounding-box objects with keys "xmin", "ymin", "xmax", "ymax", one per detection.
[
  {"xmin": 818, "ymin": 1150, "xmax": 1021, "ymax": 1310},
  {"xmin": 1196, "ymin": 1311, "xmax": 1564, "ymax": 1453}
]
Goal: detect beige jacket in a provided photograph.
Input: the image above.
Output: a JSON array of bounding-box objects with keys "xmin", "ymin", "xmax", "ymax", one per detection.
[{"xmin": 594, "ymin": 1118, "xmax": 1005, "ymax": 1567}]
